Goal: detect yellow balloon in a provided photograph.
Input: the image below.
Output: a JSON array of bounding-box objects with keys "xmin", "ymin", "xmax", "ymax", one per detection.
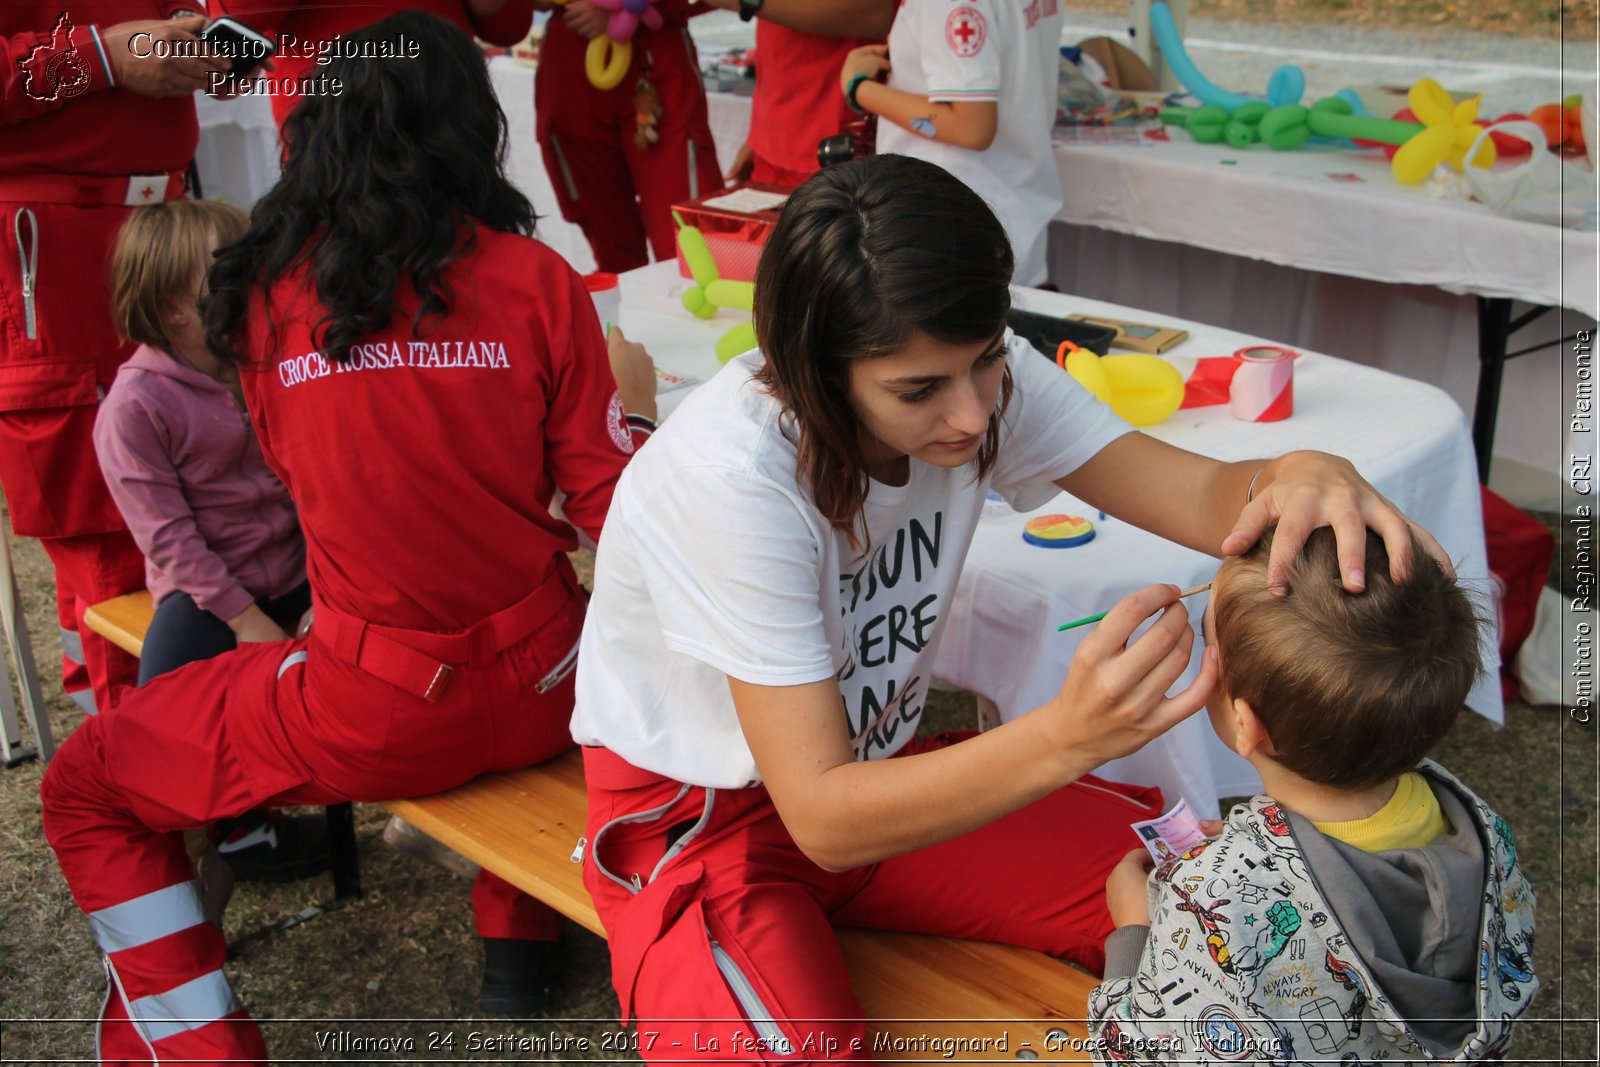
[
  {"xmin": 1064, "ymin": 348, "xmax": 1112, "ymax": 403},
  {"xmin": 704, "ymin": 279, "xmax": 754, "ymax": 311},
  {"xmin": 1396, "ymin": 80, "xmax": 1496, "ymax": 182},
  {"xmin": 1391, "ymin": 123, "xmax": 1456, "ymax": 185},
  {"xmin": 1449, "ymin": 122, "xmax": 1497, "ymax": 170},
  {"xmin": 1066, "ymin": 350, "xmax": 1185, "ymax": 426},
  {"xmin": 586, "ymin": 36, "xmax": 631, "ymax": 91},
  {"xmin": 715, "ymin": 321, "xmax": 758, "ymax": 364},
  {"xmin": 1409, "ymin": 79, "xmax": 1455, "ymax": 126},
  {"xmin": 675, "ymin": 220, "xmax": 720, "ymax": 288}
]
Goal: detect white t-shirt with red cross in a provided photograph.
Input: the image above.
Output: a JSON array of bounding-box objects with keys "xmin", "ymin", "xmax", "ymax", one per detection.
[
  {"xmin": 877, "ymin": 0, "xmax": 1064, "ymax": 285},
  {"xmin": 570, "ymin": 337, "xmax": 1129, "ymax": 789}
]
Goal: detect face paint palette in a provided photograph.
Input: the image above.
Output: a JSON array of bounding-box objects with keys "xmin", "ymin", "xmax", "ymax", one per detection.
[{"xmin": 1022, "ymin": 514, "xmax": 1095, "ymax": 548}]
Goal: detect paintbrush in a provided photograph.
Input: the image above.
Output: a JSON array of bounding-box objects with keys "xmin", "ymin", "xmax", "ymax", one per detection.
[{"xmin": 1056, "ymin": 583, "xmax": 1212, "ymax": 632}]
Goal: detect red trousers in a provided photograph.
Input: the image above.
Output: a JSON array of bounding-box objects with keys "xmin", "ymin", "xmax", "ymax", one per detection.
[
  {"xmin": 41, "ymin": 531, "xmax": 144, "ymax": 714},
  {"xmin": 41, "ymin": 590, "xmax": 584, "ymax": 1064},
  {"xmin": 2, "ymin": 200, "xmax": 150, "ymax": 714},
  {"xmin": 535, "ymin": 22, "xmax": 723, "ymax": 273},
  {"xmin": 582, "ymin": 736, "xmax": 1164, "ymax": 1064},
  {"xmin": 750, "ymin": 155, "xmax": 815, "ymax": 188}
]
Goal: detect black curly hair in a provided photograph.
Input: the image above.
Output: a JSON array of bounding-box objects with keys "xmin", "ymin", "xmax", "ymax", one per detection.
[{"xmin": 204, "ymin": 11, "xmax": 536, "ymax": 366}]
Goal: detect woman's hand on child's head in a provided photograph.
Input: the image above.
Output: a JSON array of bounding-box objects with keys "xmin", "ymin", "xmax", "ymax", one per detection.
[
  {"xmin": 607, "ymin": 326, "xmax": 658, "ymax": 424},
  {"xmin": 1105, "ymin": 848, "xmax": 1155, "ymax": 928},
  {"xmin": 1047, "ymin": 584, "xmax": 1218, "ymax": 767},
  {"xmin": 1219, "ymin": 451, "xmax": 1453, "ymax": 599},
  {"xmin": 839, "ymin": 45, "xmax": 890, "ymax": 96}
]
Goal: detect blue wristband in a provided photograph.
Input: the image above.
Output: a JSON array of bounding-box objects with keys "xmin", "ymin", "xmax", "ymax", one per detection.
[{"xmin": 845, "ymin": 73, "xmax": 871, "ymax": 114}]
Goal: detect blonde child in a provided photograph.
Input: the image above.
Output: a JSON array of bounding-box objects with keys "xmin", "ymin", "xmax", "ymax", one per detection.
[{"xmin": 94, "ymin": 199, "xmax": 326, "ymax": 884}]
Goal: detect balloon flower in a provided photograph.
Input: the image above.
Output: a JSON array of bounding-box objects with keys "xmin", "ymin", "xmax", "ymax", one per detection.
[
  {"xmin": 1390, "ymin": 79, "xmax": 1496, "ymax": 185},
  {"xmin": 1251, "ymin": 80, "xmax": 1496, "ymax": 186},
  {"xmin": 674, "ymin": 213, "xmax": 758, "ymax": 364}
]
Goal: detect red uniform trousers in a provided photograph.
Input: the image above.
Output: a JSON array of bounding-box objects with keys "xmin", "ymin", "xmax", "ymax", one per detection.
[
  {"xmin": 2, "ymin": 197, "xmax": 161, "ymax": 714},
  {"xmin": 41, "ymin": 578, "xmax": 585, "ymax": 1065},
  {"xmin": 535, "ymin": 21, "xmax": 723, "ymax": 273},
  {"xmin": 581, "ymin": 736, "xmax": 1165, "ymax": 1064},
  {"xmin": 42, "ymin": 531, "xmax": 144, "ymax": 713}
]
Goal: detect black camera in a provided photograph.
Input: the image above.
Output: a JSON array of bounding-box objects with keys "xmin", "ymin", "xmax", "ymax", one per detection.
[{"xmin": 817, "ymin": 114, "xmax": 877, "ymax": 169}]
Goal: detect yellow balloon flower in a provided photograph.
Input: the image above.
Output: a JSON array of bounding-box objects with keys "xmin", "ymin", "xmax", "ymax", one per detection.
[{"xmin": 1391, "ymin": 78, "xmax": 1497, "ymax": 185}]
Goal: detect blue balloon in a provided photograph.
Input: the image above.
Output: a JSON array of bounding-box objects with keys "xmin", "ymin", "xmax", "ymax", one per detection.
[
  {"xmin": 1265, "ymin": 65, "xmax": 1304, "ymax": 107},
  {"xmin": 1149, "ymin": 0, "xmax": 1251, "ymax": 111},
  {"xmin": 1334, "ymin": 88, "xmax": 1367, "ymax": 114}
]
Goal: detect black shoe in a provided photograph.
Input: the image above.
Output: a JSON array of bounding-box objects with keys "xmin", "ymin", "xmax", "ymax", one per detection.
[
  {"xmin": 213, "ymin": 809, "xmax": 332, "ymax": 883},
  {"xmin": 479, "ymin": 938, "xmax": 562, "ymax": 1015}
]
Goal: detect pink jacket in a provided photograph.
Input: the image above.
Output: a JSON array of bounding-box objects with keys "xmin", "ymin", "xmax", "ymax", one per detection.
[{"xmin": 93, "ymin": 344, "xmax": 305, "ymax": 622}]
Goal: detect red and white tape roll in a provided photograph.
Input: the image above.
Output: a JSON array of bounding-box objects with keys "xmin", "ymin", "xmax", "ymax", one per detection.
[{"xmin": 1229, "ymin": 345, "xmax": 1297, "ymax": 422}]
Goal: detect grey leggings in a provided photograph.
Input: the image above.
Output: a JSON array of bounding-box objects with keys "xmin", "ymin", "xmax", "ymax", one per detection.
[{"xmin": 137, "ymin": 581, "xmax": 312, "ymax": 686}]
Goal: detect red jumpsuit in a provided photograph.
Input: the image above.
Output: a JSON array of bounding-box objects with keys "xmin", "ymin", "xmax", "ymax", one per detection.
[
  {"xmin": 41, "ymin": 230, "xmax": 633, "ymax": 1064},
  {"xmin": 535, "ymin": 0, "xmax": 724, "ymax": 272},
  {"xmin": 210, "ymin": 0, "xmax": 536, "ymax": 127},
  {"xmin": 208, "ymin": 0, "xmax": 553, "ymax": 944},
  {"xmin": 746, "ymin": 21, "xmax": 864, "ymax": 186},
  {"xmin": 1, "ymin": 2, "xmax": 198, "ymax": 715}
]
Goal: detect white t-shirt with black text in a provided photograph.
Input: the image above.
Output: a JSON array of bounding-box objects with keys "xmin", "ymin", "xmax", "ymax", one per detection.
[
  {"xmin": 877, "ymin": 0, "xmax": 1065, "ymax": 285},
  {"xmin": 571, "ymin": 337, "xmax": 1128, "ymax": 788}
]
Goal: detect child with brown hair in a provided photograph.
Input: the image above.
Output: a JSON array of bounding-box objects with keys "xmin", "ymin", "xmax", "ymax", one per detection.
[
  {"xmin": 93, "ymin": 198, "xmax": 326, "ymax": 885},
  {"xmin": 1090, "ymin": 525, "xmax": 1539, "ymax": 1064}
]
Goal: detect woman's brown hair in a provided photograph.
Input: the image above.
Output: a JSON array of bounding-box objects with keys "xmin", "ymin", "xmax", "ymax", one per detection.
[{"xmin": 751, "ymin": 154, "xmax": 1015, "ymax": 545}]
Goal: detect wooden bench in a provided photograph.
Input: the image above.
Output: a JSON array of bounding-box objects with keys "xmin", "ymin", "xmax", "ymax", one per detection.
[
  {"xmin": 82, "ymin": 592, "xmax": 361, "ymax": 899},
  {"xmin": 391, "ymin": 751, "xmax": 1102, "ymax": 1061},
  {"xmin": 90, "ymin": 593, "xmax": 1103, "ymax": 1059}
]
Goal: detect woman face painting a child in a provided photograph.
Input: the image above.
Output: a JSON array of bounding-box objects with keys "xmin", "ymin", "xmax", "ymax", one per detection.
[{"xmin": 569, "ymin": 152, "xmax": 1451, "ymax": 1062}]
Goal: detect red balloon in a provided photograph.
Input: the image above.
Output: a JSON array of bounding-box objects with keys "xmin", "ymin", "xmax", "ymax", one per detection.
[{"xmin": 1488, "ymin": 113, "xmax": 1534, "ymax": 158}]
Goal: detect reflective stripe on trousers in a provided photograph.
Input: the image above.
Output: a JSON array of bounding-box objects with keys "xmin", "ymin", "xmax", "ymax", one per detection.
[
  {"xmin": 60, "ymin": 625, "xmax": 85, "ymax": 664},
  {"xmin": 127, "ymin": 971, "xmax": 242, "ymax": 1042},
  {"xmin": 88, "ymin": 881, "xmax": 204, "ymax": 952},
  {"xmin": 88, "ymin": 881, "xmax": 242, "ymax": 1054}
]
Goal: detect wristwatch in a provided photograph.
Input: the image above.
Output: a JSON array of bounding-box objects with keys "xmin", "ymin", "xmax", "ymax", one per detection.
[{"xmin": 737, "ymin": 0, "xmax": 764, "ymax": 22}]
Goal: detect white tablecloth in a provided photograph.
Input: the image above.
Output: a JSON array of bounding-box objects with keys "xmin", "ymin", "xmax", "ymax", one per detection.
[
  {"xmin": 1051, "ymin": 135, "xmax": 1596, "ymax": 318},
  {"xmin": 683, "ymin": 89, "xmax": 1596, "ymax": 312},
  {"xmin": 617, "ymin": 260, "xmax": 1502, "ymax": 817}
]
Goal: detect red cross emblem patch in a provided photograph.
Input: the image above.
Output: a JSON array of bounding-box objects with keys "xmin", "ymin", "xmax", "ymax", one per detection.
[{"xmin": 945, "ymin": 6, "xmax": 987, "ymax": 58}]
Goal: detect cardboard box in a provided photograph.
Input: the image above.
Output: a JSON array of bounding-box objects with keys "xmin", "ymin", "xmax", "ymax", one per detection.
[{"xmin": 672, "ymin": 183, "xmax": 792, "ymax": 283}]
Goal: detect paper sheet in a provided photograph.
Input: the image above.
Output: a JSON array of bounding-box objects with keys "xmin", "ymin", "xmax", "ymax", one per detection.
[
  {"xmin": 697, "ymin": 188, "xmax": 789, "ymax": 215},
  {"xmin": 655, "ymin": 366, "xmax": 699, "ymax": 394}
]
